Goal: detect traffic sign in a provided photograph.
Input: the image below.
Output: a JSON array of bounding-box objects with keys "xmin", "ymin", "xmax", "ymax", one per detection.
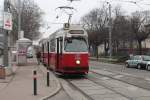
[{"xmin": 3, "ymin": 12, "xmax": 12, "ymax": 30}]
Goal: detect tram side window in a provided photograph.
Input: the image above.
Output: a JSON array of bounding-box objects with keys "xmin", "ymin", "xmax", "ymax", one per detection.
[{"xmin": 50, "ymin": 39, "xmax": 56, "ymax": 52}]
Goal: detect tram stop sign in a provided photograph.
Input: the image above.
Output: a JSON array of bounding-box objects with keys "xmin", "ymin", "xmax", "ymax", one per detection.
[{"xmin": 3, "ymin": 12, "xmax": 12, "ymax": 31}]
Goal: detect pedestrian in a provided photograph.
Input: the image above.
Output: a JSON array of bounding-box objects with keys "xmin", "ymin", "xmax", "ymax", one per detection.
[{"xmin": 36, "ymin": 51, "xmax": 41, "ymax": 65}]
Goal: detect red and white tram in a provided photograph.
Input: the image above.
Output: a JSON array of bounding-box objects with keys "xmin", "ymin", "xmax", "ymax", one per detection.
[{"xmin": 40, "ymin": 24, "xmax": 89, "ymax": 74}]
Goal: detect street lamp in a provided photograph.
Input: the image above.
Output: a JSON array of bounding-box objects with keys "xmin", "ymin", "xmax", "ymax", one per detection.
[{"xmin": 3, "ymin": 0, "xmax": 11, "ymax": 67}]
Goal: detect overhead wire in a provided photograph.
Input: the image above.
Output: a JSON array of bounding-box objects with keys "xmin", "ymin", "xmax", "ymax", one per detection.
[
  {"xmin": 54, "ymin": 0, "xmax": 79, "ymax": 24},
  {"xmin": 43, "ymin": 0, "xmax": 80, "ymax": 35}
]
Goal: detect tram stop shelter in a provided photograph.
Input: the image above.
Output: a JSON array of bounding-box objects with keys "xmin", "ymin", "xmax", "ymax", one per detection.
[{"xmin": 16, "ymin": 38, "xmax": 32, "ymax": 65}]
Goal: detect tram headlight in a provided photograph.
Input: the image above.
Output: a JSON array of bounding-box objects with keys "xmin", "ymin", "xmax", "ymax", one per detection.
[{"xmin": 76, "ymin": 60, "xmax": 80, "ymax": 65}]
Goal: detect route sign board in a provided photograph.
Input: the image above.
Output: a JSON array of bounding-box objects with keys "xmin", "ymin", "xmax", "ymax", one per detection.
[{"xmin": 3, "ymin": 12, "xmax": 12, "ymax": 30}]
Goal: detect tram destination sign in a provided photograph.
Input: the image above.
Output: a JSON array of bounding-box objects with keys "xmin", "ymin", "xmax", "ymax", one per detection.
[{"xmin": 69, "ymin": 30, "xmax": 84, "ymax": 34}]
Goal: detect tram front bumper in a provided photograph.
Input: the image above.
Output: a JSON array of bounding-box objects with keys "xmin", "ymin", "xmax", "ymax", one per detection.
[{"xmin": 62, "ymin": 66, "xmax": 89, "ymax": 73}]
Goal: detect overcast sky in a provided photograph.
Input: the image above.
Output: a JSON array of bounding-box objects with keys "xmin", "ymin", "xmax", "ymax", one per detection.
[
  {"xmin": 35, "ymin": 0, "xmax": 100, "ymax": 38},
  {"xmin": 1, "ymin": 0, "xmax": 150, "ymax": 40},
  {"xmin": 35, "ymin": 0, "xmax": 150, "ymax": 39}
]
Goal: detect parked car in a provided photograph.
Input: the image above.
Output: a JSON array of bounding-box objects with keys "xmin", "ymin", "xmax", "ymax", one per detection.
[{"xmin": 125, "ymin": 55, "xmax": 150, "ymax": 70}]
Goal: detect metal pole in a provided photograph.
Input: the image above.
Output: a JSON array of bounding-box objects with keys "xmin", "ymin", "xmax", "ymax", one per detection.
[
  {"xmin": 47, "ymin": 71, "xmax": 49, "ymax": 87},
  {"xmin": 33, "ymin": 70, "xmax": 37, "ymax": 95},
  {"xmin": 18, "ymin": 0, "xmax": 21, "ymax": 39},
  {"xmin": 108, "ymin": 3, "xmax": 112, "ymax": 58},
  {"xmin": 3, "ymin": 0, "xmax": 9, "ymax": 67}
]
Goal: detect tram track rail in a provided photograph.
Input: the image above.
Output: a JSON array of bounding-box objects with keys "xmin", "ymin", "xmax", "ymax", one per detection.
[
  {"xmin": 60, "ymin": 75, "xmax": 130, "ymax": 100},
  {"xmin": 58, "ymin": 69, "xmax": 150, "ymax": 100},
  {"xmin": 65, "ymin": 79, "xmax": 94, "ymax": 100},
  {"xmin": 87, "ymin": 72, "xmax": 133, "ymax": 100},
  {"xmin": 90, "ymin": 70, "xmax": 150, "ymax": 92},
  {"xmin": 88, "ymin": 70, "xmax": 150, "ymax": 100},
  {"xmin": 59, "ymin": 76, "xmax": 93, "ymax": 100}
]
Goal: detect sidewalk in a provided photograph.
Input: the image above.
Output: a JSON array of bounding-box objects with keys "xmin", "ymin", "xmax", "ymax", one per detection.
[{"xmin": 0, "ymin": 58, "xmax": 61, "ymax": 100}]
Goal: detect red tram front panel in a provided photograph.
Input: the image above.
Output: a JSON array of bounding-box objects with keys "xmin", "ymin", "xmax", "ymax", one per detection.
[{"xmin": 53, "ymin": 53, "xmax": 89, "ymax": 74}]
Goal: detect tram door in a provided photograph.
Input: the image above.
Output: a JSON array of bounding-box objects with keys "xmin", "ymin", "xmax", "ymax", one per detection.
[{"xmin": 56, "ymin": 37, "xmax": 63, "ymax": 70}]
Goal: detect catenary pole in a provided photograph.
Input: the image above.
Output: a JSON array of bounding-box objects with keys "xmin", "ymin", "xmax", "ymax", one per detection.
[
  {"xmin": 108, "ymin": 2, "xmax": 112, "ymax": 58},
  {"xmin": 18, "ymin": 0, "xmax": 21, "ymax": 39},
  {"xmin": 3, "ymin": 0, "xmax": 9, "ymax": 67}
]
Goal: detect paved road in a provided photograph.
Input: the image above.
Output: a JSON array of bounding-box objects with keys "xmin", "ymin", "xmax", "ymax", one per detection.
[
  {"xmin": 59, "ymin": 70, "xmax": 150, "ymax": 100},
  {"xmin": 48, "ymin": 61, "xmax": 150, "ymax": 100},
  {"xmin": 89, "ymin": 61, "xmax": 150, "ymax": 78}
]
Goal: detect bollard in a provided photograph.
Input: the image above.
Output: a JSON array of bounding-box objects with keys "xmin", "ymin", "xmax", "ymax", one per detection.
[
  {"xmin": 33, "ymin": 70, "xmax": 37, "ymax": 95},
  {"xmin": 47, "ymin": 71, "xmax": 50, "ymax": 87}
]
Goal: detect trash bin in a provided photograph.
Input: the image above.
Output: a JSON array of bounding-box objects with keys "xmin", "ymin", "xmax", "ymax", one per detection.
[{"xmin": 0, "ymin": 65, "xmax": 5, "ymax": 79}]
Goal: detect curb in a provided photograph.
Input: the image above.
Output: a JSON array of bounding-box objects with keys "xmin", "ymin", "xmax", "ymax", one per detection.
[
  {"xmin": 40, "ymin": 78, "xmax": 61, "ymax": 100},
  {"xmin": 38, "ymin": 66, "xmax": 61, "ymax": 100}
]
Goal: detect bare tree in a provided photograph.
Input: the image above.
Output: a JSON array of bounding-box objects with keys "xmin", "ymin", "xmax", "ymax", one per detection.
[
  {"xmin": 81, "ymin": 4, "xmax": 150, "ymax": 57},
  {"xmin": 112, "ymin": 6, "xmax": 133, "ymax": 55},
  {"xmin": 10, "ymin": 0, "xmax": 43, "ymax": 43},
  {"xmin": 130, "ymin": 11, "xmax": 150, "ymax": 54},
  {"xmin": 81, "ymin": 6, "xmax": 109, "ymax": 57}
]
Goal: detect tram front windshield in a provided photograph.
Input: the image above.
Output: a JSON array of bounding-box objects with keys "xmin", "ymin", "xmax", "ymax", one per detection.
[{"xmin": 64, "ymin": 37, "xmax": 88, "ymax": 52}]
